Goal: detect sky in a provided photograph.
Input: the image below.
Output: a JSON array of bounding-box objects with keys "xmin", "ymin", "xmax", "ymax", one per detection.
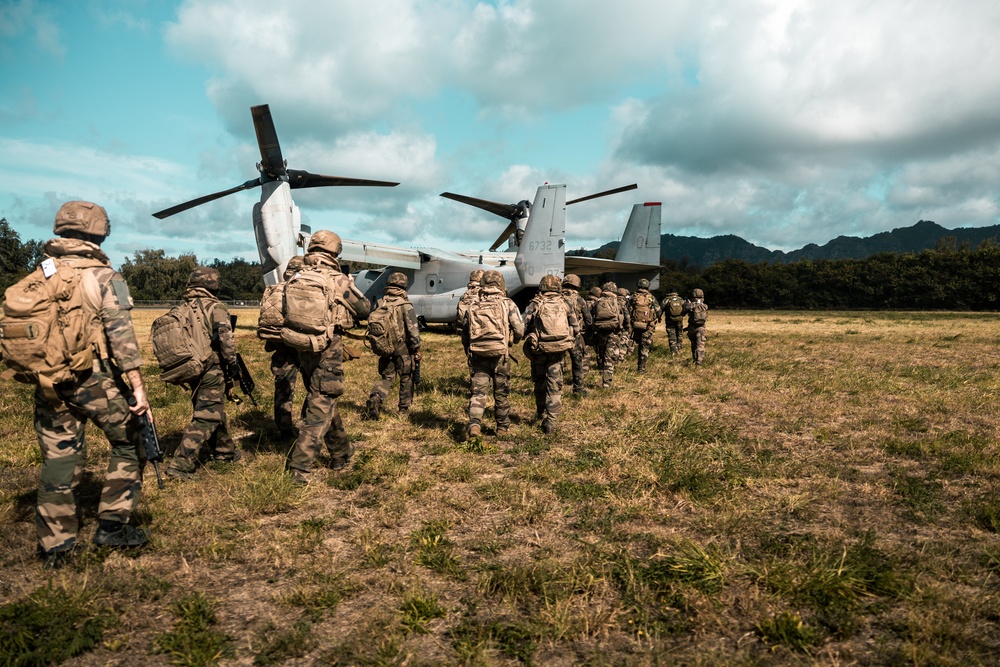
[{"xmin": 2, "ymin": 0, "xmax": 999, "ymax": 269}]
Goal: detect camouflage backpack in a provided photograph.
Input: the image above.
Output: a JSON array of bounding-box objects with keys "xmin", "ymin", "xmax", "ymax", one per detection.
[
  {"xmin": 665, "ymin": 295, "xmax": 684, "ymax": 319},
  {"xmin": 280, "ymin": 266, "xmax": 352, "ymax": 352},
  {"xmin": 256, "ymin": 283, "xmax": 285, "ymax": 341},
  {"xmin": 593, "ymin": 291, "xmax": 623, "ymax": 331},
  {"xmin": 690, "ymin": 301, "xmax": 708, "ymax": 325},
  {"xmin": 0, "ymin": 257, "xmax": 104, "ymax": 401},
  {"xmin": 526, "ymin": 293, "xmax": 573, "ymax": 354},
  {"xmin": 631, "ymin": 291, "xmax": 656, "ymax": 331},
  {"xmin": 467, "ymin": 293, "xmax": 510, "ymax": 357},
  {"xmin": 367, "ymin": 296, "xmax": 405, "ymax": 356},
  {"xmin": 151, "ymin": 300, "xmax": 214, "ymax": 384}
]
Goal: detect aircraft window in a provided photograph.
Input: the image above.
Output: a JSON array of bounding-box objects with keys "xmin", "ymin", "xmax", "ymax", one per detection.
[{"xmin": 429, "ymin": 280, "xmax": 435, "ymax": 287}]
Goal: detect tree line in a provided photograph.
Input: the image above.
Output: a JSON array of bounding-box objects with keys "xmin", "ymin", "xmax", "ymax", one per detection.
[{"xmin": 2, "ymin": 218, "xmax": 998, "ymax": 309}]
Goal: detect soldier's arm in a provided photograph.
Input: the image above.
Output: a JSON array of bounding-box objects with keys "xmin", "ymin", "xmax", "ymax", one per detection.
[
  {"xmin": 508, "ymin": 301, "xmax": 525, "ymax": 344},
  {"xmin": 579, "ymin": 296, "xmax": 593, "ymax": 328},
  {"xmin": 98, "ymin": 271, "xmax": 148, "ymax": 414},
  {"xmin": 403, "ymin": 303, "xmax": 421, "ymax": 352},
  {"xmin": 210, "ymin": 302, "xmax": 238, "ymax": 365},
  {"xmin": 342, "ymin": 278, "xmax": 371, "ymax": 321},
  {"xmin": 568, "ymin": 306, "xmax": 581, "ymax": 338}
]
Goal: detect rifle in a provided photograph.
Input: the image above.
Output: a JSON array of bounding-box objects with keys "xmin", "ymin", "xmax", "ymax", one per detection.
[
  {"xmin": 412, "ymin": 353, "xmax": 421, "ymax": 389},
  {"xmin": 109, "ymin": 362, "xmax": 164, "ymax": 489},
  {"xmin": 228, "ymin": 315, "xmax": 258, "ymax": 406}
]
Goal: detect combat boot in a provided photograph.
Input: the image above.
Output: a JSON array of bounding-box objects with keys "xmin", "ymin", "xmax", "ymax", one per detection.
[
  {"xmin": 542, "ymin": 420, "xmax": 556, "ymax": 435},
  {"xmin": 38, "ymin": 546, "xmax": 73, "ymax": 570},
  {"xmin": 165, "ymin": 466, "xmax": 194, "ymax": 481},
  {"xmin": 467, "ymin": 423, "xmax": 482, "ymax": 438},
  {"xmin": 572, "ymin": 387, "xmax": 589, "ymax": 397},
  {"xmin": 364, "ymin": 397, "xmax": 381, "ymax": 420},
  {"xmin": 93, "ymin": 520, "xmax": 149, "ymax": 548}
]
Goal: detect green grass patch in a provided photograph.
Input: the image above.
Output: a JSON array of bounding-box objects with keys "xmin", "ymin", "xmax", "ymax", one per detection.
[
  {"xmin": 253, "ymin": 620, "xmax": 316, "ymax": 666},
  {"xmin": 399, "ymin": 592, "xmax": 446, "ymax": 635},
  {"xmin": 153, "ymin": 593, "xmax": 233, "ymax": 667}
]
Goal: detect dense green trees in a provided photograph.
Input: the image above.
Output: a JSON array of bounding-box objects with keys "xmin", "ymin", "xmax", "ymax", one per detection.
[{"xmin": 0, "ymin": 219, "xmax": 44, "ymax": 292}]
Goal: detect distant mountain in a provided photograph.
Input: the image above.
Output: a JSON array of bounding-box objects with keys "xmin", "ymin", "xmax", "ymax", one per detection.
[{"xmin": 587, "ymin": 220, "xmax": 1000, "ymax": 267}]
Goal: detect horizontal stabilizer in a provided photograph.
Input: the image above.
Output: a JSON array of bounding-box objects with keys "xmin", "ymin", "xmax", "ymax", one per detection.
[
  {"xmin": 340, "ymin": 239, "xmax": 422, "ymax": 269},
  {"xmin": 564, "ymin": 255, "xmax": 660, "ymax": 276}
]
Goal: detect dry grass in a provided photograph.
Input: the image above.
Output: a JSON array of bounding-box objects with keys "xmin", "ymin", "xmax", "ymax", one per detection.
[{"xmin": 1, "ymin": 308, "xmax": 1000, "ymax": 665}]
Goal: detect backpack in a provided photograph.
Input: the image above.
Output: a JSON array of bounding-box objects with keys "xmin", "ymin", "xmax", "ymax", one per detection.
[
  {"xmin": 151, "ymin": 300, "xmax": 214, "ymax": 384},
  {"xmin": 691, "ymin": 301, "xmax": 708, "ymax": 325},
  {"xmin": 280, "ymin": 267, "xmax": 351, "ymax": 352},
  {"xmin": 467, "ymin": 293, "xmax": 510, "ymax": 357},
  {"xmin": 631, "ymin": 291, "xmax": 656, "ymax": 331},
  {"xmin": 593, "ymin": 292, "xmax": 623, "ymax": 331},
  {"xmin": 665, "ymin": 295, "xmax": 684, "ymax": 319},
  {"xmin": 257, "ymin": 283, "xmax": 285, "ymax": 341},
  {"xmin": 528, "ymin": 295, "xmax": 573, "ymax": 354},
  {"xmin": 367, "ymin": 297, "xmax": 404, "ymax": 356},
  {"xmin": 0, "ymin": 257, "xmax": 103, "ymax": 401}
]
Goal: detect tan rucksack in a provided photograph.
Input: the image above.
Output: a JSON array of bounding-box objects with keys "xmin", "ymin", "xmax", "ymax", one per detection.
[
  {"xmin": 0, "ymin": 257, "xmax": 104, "ymax": 401},
  {"xmin": 467, "ymin": 293, "xmax": 510, "ymax": 357},
  {"xmin": 151, "ymin": 300, "xmax": 215, "ymax": 384},
  {"xmin": 257, "ymin": 283, "xmax": 285, "ymax": 341},
  {"xmin": 593, "ymin": 292, "xmax": 622, "ymax": 331},
  {"xmin": 280, "ymin": 266, "xmax": 353, "ymax": 352},
  {"xmin": 366, "ymin": 296, "xmax": 405, "ymax": 356},
  {"xmin": 631, "ymin": 291, "xmax": 656, "ymax": 331},
  {"xmin": 528, "ymin": 294, "xmax": 574, "ymax": 354}
]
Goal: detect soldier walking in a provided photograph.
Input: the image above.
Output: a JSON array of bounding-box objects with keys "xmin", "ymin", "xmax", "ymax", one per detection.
[
  {"xmin": 683, "ymin": 288, "xmax": 709, "ymax": 365},
  {"xmin": 459, "ymin": 270, "xmax": 524, "ymax": 437},
  {"xmin": 258, "ymin": 255, "xmax": 305, "ymax": 439},
  {"xmin": 613, "ymin": 287, "xmax": 634, "ymax": 365},
  {"xmin": 561, "ymin": 274, "xmax": 592, "ymax": 395},
  {"xmin": 365, "ymin": 272, "xmax": 421, "ymax": 418},
  {"xmin": 629, "ymin": 278, "xmax": 662, "ymax": 373},
  {"xmin": 280, "ymin": 231, "xmax": 370, "ymax": 483},
  {"xmin": 166, "ymin": 267, "xmax": 243, "ymax": 479},
  {"xmin": 457, "ymin": 269, "xmax": 483, "ymax": 376},
  {"xmin": 661, "ymin": 289, "xmax": 685, "ymax": 356},
  {"xmin": 592, "ymin": 281, "xmax": 625, "ymax": 388},
  {"xmin": 524, "ymin": 275, "xmax": 580, "ymax": 434},
  {"xmin": 1, "ymin": 201, "xmax": 151, "ymax": 567}
]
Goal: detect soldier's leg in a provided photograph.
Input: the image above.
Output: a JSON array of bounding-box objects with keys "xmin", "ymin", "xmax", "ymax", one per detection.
[
  {"xmin": 396, "ymin": 353, "xmax": 414, "ymax": 411},
  {"xmin": 541, "ymin": 354, "xmax": 564, "ymax": 430},
  {"xmin": 493, "ymin": 357, "xmax": 512, "ymax": 431},
  {"xmin": 570, "ymin": 335, "xmax": 587, "ymax": 394},
  {"xmin": 602, "ymin": 334, "xmax": 617, "ymax": 387},
  {"xmin": 530, "ymin": 359, "xmax": 546, "ymax": 418},
  {"xmin": 288, "ymin": 348, "xmax": 338, "ymax": 478},
  {"xmin": 325, "ymin": 403, "xmax": 354, "ymax": 468},
  {"xmin": 33, "ymin": 389, "xmax": 86, "ymax": 555},
  {"xmin": 467, "ymin": 356, "xmax": 491, "ymax": 430},
  {"xmin": 171, "ymin": 364, "xmax": 228, "ymax": 472},
  {"xmin": 694, "ymin": 328, "xmax": 706, "ymax": 364},
  {"xmin": 366, "ymin": 354, "xmax": 395, "ymax": 417},
  {"xmin": 271, "ymin": 344, "xmax": 299, "ymax": 435},
  {"xmin": 637, "ymin": 329, "xmax": 653, "ymax": 372},
  {"xmin": 688, "ymin": 329, "xmax": 699, "ymax": 363}
]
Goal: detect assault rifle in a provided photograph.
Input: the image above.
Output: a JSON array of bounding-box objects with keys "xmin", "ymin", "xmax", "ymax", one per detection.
[
  {"xmin": 109, "ymin": 362, "xmax": 165, "ymax": 489},
  {"xmin": 413, "ymin": 353, "xmax": 421, "ymax": 389},
  {"xmin": 227, "ymin": 315, "xmax": 258, "ymax": 407}
]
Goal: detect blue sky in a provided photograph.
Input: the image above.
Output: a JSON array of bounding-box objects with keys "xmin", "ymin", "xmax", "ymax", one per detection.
[{"xmin": 2, "ymin": 0, "xmax": 999, "ymax": 269}]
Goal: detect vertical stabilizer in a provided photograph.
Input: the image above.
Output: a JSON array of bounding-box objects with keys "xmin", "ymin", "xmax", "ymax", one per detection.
[
  {"xmin": 613, "ymin": 202, "xmax": 661, "ymax": 289},
  {"xmin": 514, "ymin": 183, "xmax": 566, "ymax": 287}
]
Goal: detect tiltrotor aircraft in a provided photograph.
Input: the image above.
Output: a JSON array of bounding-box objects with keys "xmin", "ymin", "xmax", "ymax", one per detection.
[{"xmin": 153, "ymin": 104, "xmax": 662, "ymax": 323}]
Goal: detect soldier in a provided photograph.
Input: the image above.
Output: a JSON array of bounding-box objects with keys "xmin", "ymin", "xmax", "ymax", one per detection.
[
  {"xmin": 459, "ymin": 270, "xmax": 524, "ymax": 437},
  {"xmin": 165, "ymin": 267, "xmax": 243, "ymax": 479},
  {"xmin": 683, "ymin": 288, "xmax": 709, "ymax": 365},
  {"xmin": 592, "ymin": 281, "xmax": 625, "ymax": 388},
  {"xmin": 365, "ymin": 272, "xmax": 421, "ymax": 419},
  {"xmin": 18, "ymin": 201, "xmax": 151, "ymax": 567},
  {"xmin": 661, "ymin": 289, "xmax": 685, "ymax": 355},
  {"xmin": 629, "ymin": 278, "xmax": 662, "ymax": 373},
  {"xmin": 284, "ymin": 231, "xmax": 370, "ymax": 484},
  {"xmin": 524, "ymin": 275, "xmax": 580, "ymax": 434},
  {"xmin": 259, "ymin": 255, "xmax": 305, "ymax": 439},
  {"xmin": 561, "ymin": 274, "xmax": 593, "ymax": 395},
  {"xmin": 456, "ymin": 269, "xmax": 483, "ymax": 375},
  {"xmin": 613, "ymin": 287, "xmax": 634, "ymax": 366}
]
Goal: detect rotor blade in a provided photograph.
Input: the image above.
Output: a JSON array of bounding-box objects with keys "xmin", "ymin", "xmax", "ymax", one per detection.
[
  {"xmin": 489, "ymin": 221, "xmax": 518, "ymax": 252},
  {"xmin": 152, "ymin": 179, "xmax": 262, "ymax": 219},
  {"xmin": 251, "ymin": 104, "xmax": 286, "ymax": 179},
  {"xmin": 440, "ymin": 192, "xmax": 521, "ymax": 221},
  {"xmin": 287, "ymin": 170, "xmax": 399, "ymax": 189},
  {"xmin": 566, "ymin": 183, "xmax": 638, "ymax": 206}
]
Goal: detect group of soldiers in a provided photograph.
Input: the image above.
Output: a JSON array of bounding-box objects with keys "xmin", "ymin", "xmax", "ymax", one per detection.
[{"xmin": 8, "ymin": 203, "xmax": 708, "ymax": 568}]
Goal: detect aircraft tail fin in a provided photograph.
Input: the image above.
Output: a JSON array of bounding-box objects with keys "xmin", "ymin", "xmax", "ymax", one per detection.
[
  {"xmin": 513, "ymin": 183, "xmax": 566, "ymax": 288},
  {"xmin": 613, "ymin": 202, "xmax": 661, "ymax": 289}
]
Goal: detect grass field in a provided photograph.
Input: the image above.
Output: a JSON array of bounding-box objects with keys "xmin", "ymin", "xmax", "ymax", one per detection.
[{"xmin": 1, "ymin": 309, "xmax": 999, "ymax": 665}]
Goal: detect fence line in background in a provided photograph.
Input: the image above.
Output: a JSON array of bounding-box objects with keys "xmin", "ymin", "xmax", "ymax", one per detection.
[{"xmin": 134, "ymin": 300, "xmax": 261, "ymax": 308}]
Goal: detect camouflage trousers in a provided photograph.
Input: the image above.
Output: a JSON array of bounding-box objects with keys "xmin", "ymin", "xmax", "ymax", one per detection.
[
  {"xmin": 368, "ymin": 350, "xmax": 415, "ymax": 411},
  {"xmin": 33, "ymin": 365, "xmax": 143, "ymax": 554},
  {"xmin": 631, "ymin": 326, "xmax": 655, "ymax": 371},
  {"xmin": 688, "ymin": 325, "xmax": 707, "ymax": 364},
  {"xmin": 566, "ymin": 334, "xmax": 589, "ymax": 392},
  {"xmin": 665, "ymin": 319, "xmax": 684, "ymax": 354},
  {"xmin": 608, "ymin": 330, "xmax": 631, "ymax": 366},
  {"xmin": 468, "ymin": 353, "xmax": 512, "ymax": 429},
  {"xmin": 268, "ymin": 341, "xmax": 300, "ymax": 433},
  {"xmin": 531, "ymin": 353, "xmax": 565, "ymax": 425},
  {"xmin": 594, "ymin": 331, "xmax": 617, "ymax": 387},
  {"xmin": 288, "ymin": 337, "xmax": 352, "ymax": 474},
  {"xmin": 170, "ymin": 361, "xmax": 236, "ymax": 473}
]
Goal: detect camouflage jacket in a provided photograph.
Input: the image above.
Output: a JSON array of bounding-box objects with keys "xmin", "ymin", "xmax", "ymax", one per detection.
[
  {"xmin": 43, "ymin": 237, "xmax": 143, "ymax": 372},
  {"xmin": 182, "ymin": 286, "xmax": 237, "ymax": 366},
  {"xmin": 376, "ymin": 285, "xmax": 421, "ymax": 354},
  {"xmin": 562, "ymin": 289, "xmax": 593, "ymax": 332},
  {"xmin": 456, "ymin": 280, "xmax": 480, "ymax": 323}
]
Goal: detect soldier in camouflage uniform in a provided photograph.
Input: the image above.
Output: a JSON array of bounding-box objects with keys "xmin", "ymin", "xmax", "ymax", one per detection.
[
  {"xmin": 614, "ymin": 287, "xmax": 634, "ymax": 365},
  {"xmin": 524, "ymin": 275, "xmax": 581, "ymax": 434},
  {"xmin": 661, "ymin": 289, "xmax": 685, "ymax": 355},
  {"xmin": 166, "ymin": 267, "xmax": 243, "ymax": 479},
  {"xmin": 286, "ymin": 231, "xmax": 370, "ymax": 483},
  {"xmin": 26, "ymin": 201, "xmax": 151, "ymax": 567},
  {"xmin": 592, "ymin": 281, "xmax": 622, "ymax": 388},
  {"xmin": 457, "ymin": 269, "xmax": 483, "ymax": 376},
  {"xmin": 264, "ymin": 255, "xmax": 305, "ymax": 439},
  {"xmin": 459, "ymin": 270, "xmax": 524, "ymax": 437},
  {"xmin": 629, "ymin": 278, "xmax": 662, "ymax": 373},
  {"xmin": 561, "ymin": 274, "xmax": 593, "ymax": 395},
  {"xmin": 683, "ymin": 288, "xmax": 709, "ymax": 365},
  {"xmin": 365, "ymin": 272, "xmax": 421, "ymax": 418}
]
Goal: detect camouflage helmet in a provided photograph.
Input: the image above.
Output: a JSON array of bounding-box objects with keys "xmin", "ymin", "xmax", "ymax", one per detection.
[
  {"xmin": 617, "ymin": 287, "xmax": 629, "ymax": 297},
  {"xmin": 637, "ymin": 278, "xmax": 650, "ymax": 290},
  {"xmin": 602, "ymin": 281, "xmax": 617, "ymax": 293},
  {"xmin": 309, "ymin": 229, "xmax": 343, "ymax": 256},
  {"xmin": 282, "ymin": 255, "xmax": 305, "ymax": 280},
  {"xmin": 187, "ymin": 266, "xmax": 221, "ymax": 293},
  {"xmin": 469, "ymin": 269, "xmax": 484, "ymax": 283},
  {"xmin": 53, "ymin": 200, "xmax": 110, "ymax": 238},
  {"xmin": 589, "ymin": 286, "xmax": 602, "ymax": 297},
  {"xmin": 692, "ymin": 288, "xmax": 705, "ymax": 299},
  {"xmin": 387, "ymin": 271, "xmax": 409, "ymax": 288},
  {"xmin": 562, "ymin": 273, "xmax": 581, "ymax": 289},
  {"xmin": 481, "ymin": 269, "xmax": 506, "ymax": 292},
  {"xmin": 539, "ymin": 274, "xmax": 561, "ymax": 293}
]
